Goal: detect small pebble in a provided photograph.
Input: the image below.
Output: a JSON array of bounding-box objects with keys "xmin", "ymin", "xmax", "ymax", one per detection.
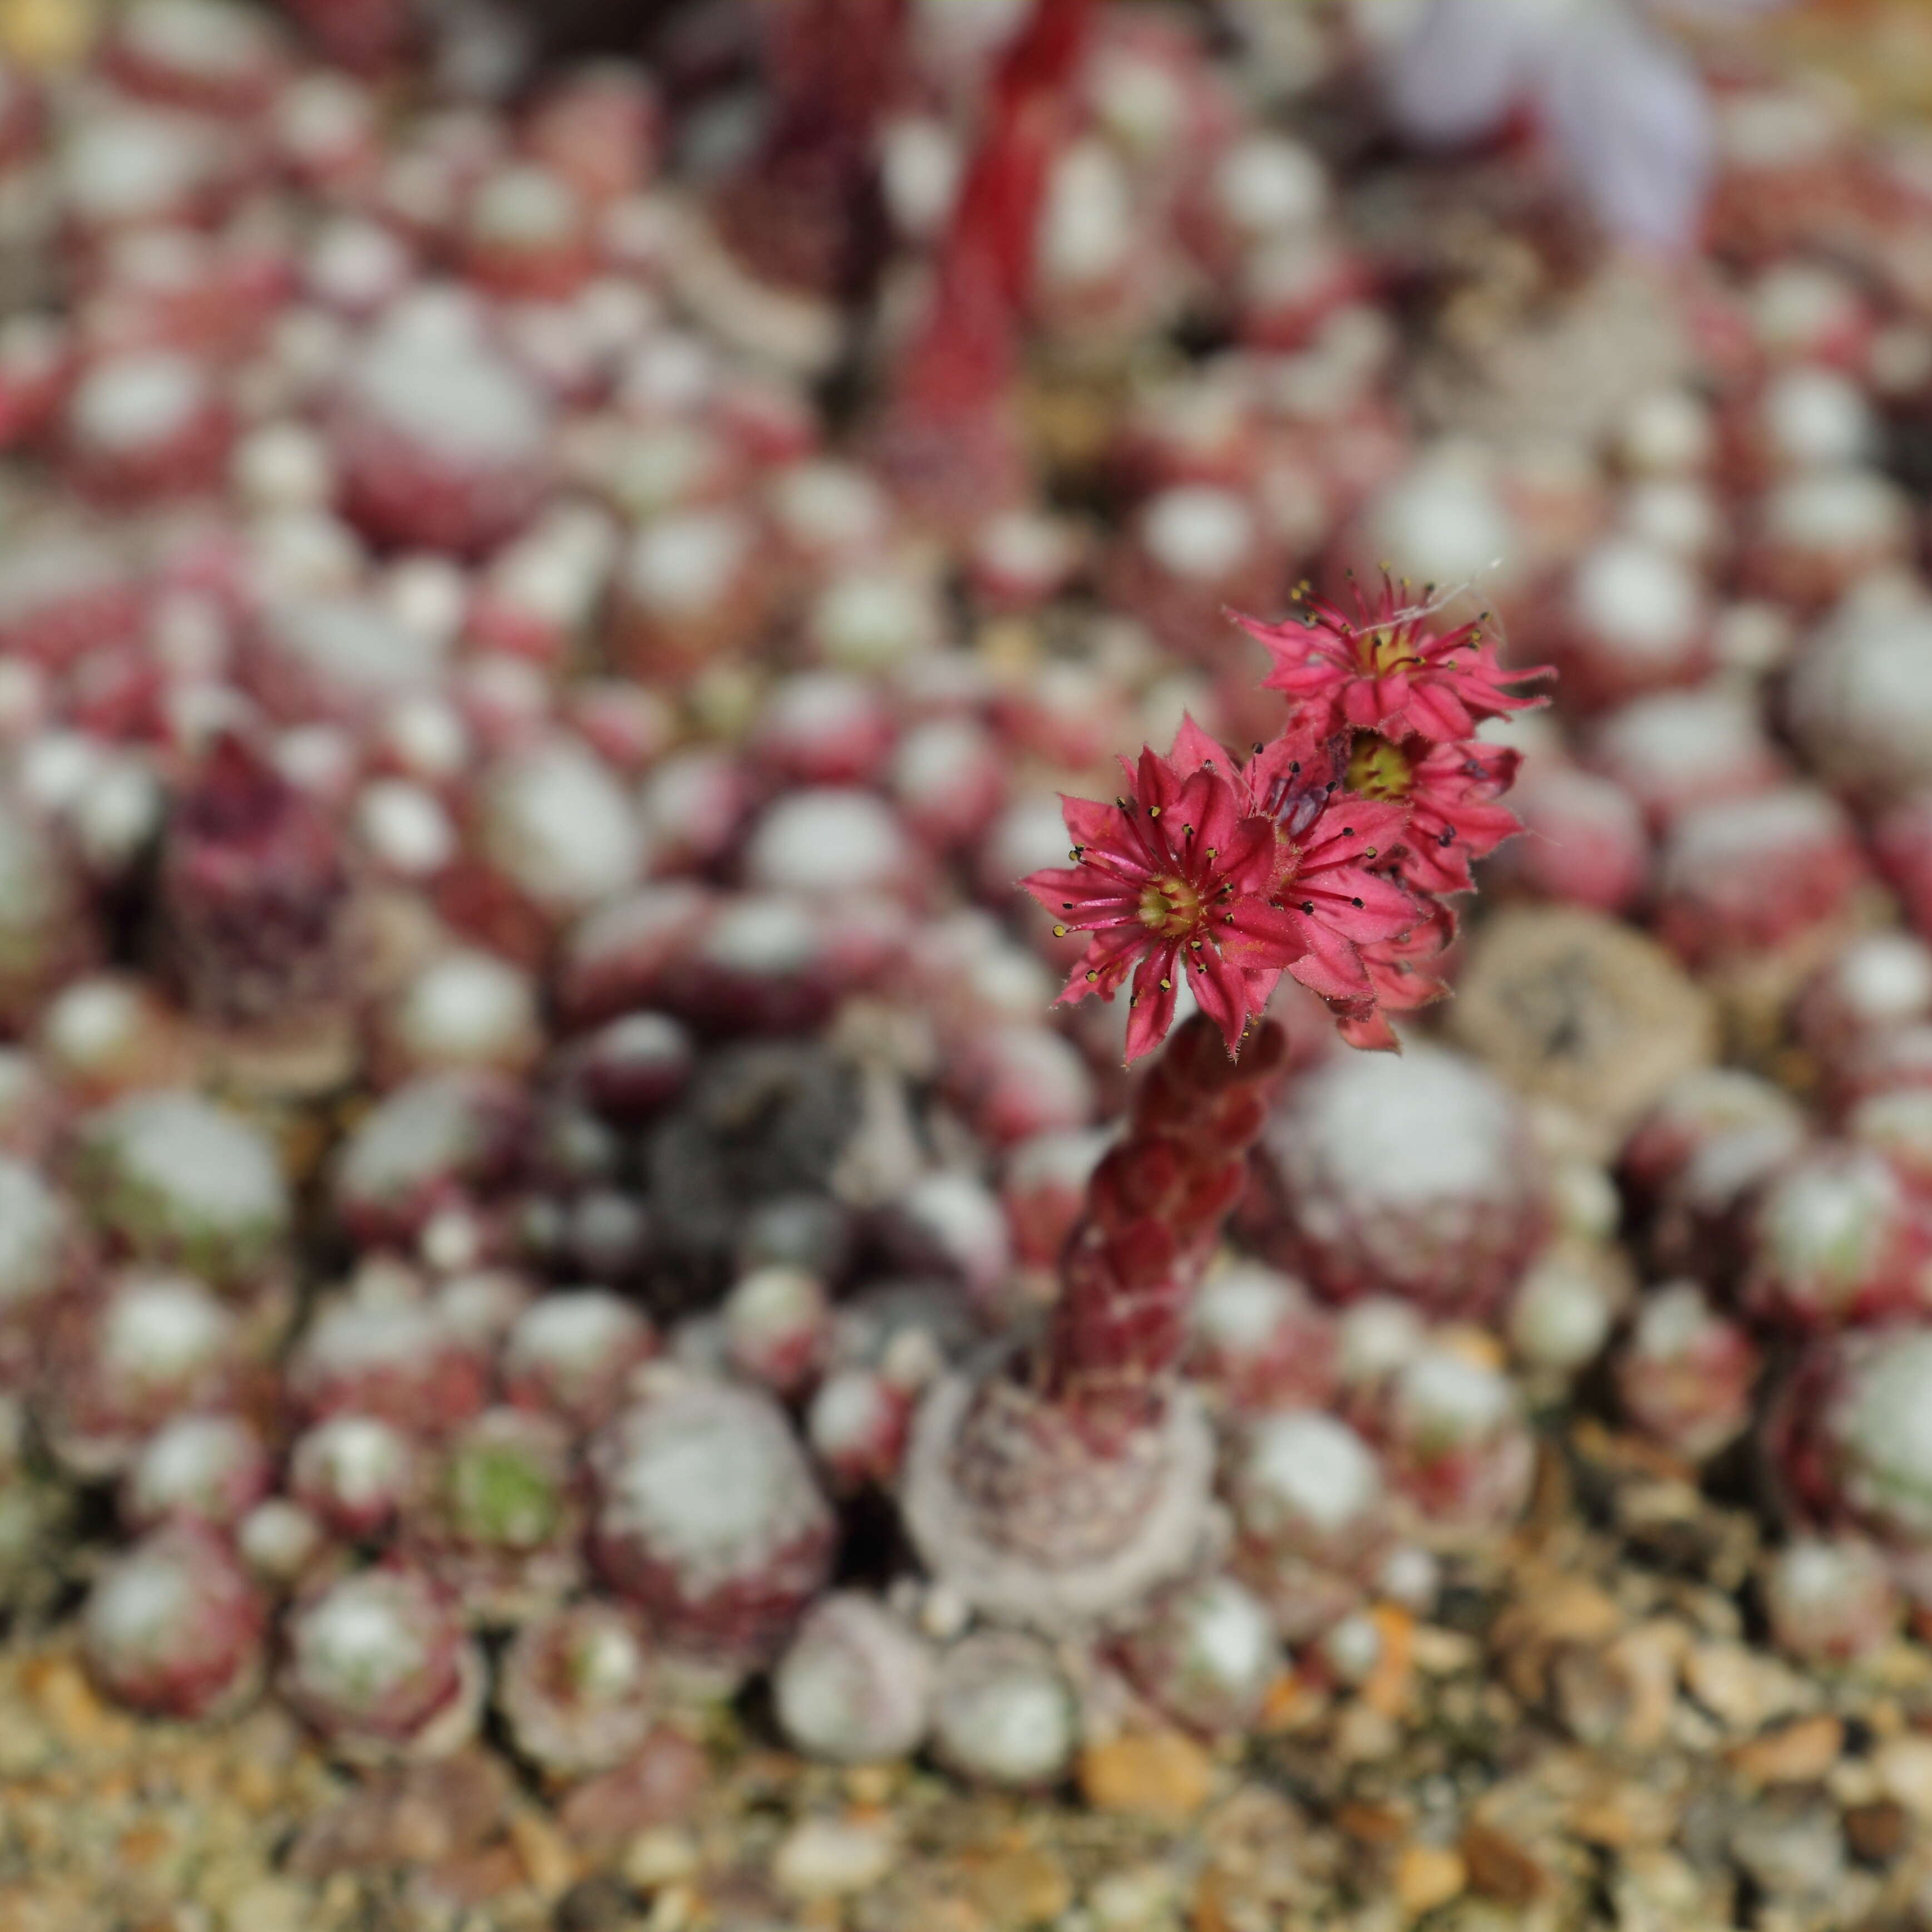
[
  {"xmin": 511, "ymin": 1805, "xmax": 581, "ymax": 1900},
  {"xmin": 1728, "ymin": 1713, "xmax": 1844, "ymax": 1787},
  {"xmin": 554, "ymin": 1874, "xmax": 643, "ymax": 1932},
  {"xmin": 1729, "ymin": 1797, "xmax": 1845, "ymax": 1898},
  {"xmin": 1875, "ymin": 1735, "xmax": 1932, "ymax": 1821},
  {"xmin": 1086, "ymin": 1862, "xmax": 1179, "ymax": 1931},
  {"xmin": 1609, "ymin": 1848, "xmax": 1712, "ymax": 1925},
  {"xmin": 1394, "ymin": 1844, "xmax": 1466, "ymax": 1917},
  {"xmin": 216, "ymin": 1880, "xmax": 308, "ymax": 1932},
  {"xmin": 965, "ymin": 1845, "xmax": 1073, "ymax": 1928},
  {"xmin": 1682, "ymin": 1640, "xmax": 1806, "ymax": 1733},
  {"xmin": 771, "ymin": 1815, "xmax": 896, "ymax": 1899},
  {"xmin": 1845, "ymin": 1800, "xmax": 1910, "ymax": 1866},
  {"xmin": 1460, "ymin": 1821, "xmax": 1549, "ymax": 1905},
  {"xmin": 1079, "ymin": 1731, "xmax": 1216, "ymax": 1820},
  {"xmin": 620, "ymin": 1827, "xmax": 699, "ymax": 1892}
]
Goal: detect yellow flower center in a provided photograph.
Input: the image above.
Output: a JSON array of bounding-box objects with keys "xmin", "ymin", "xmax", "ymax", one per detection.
[
  {"xmin": 1347, "ymin": 732, "xmax": 1414, "ymax": 802},
  {"xmin": 1137, "ymin": 876, "xmax": 1202, "ymax": 937},
  {"xmin": 1358, "ymin": 627, "xmax": 1413, "ymax": 676}
]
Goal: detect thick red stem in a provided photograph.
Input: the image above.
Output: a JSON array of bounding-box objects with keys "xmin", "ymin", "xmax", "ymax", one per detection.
[
  {"xmin": 873, "ymin": 0, "xmax": 1096, "ymax": 526},
  {"xmin": 1042, "ymin": 1016, "xmax": 1289, "ymax": 1414}
]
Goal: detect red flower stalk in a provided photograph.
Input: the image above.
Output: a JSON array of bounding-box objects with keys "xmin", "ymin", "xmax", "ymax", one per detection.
[
  {"xmin": 1235, "ymin": 574, "xmax": 1547, "ymax": 745},
  {"xmin": 901, "ymin": 1016, "xmax": 1287, "ymax": 1627},
  {"xmin": 1044, "ymin": 1014, "xmax": 1290, "ymax": 1413},
  {"xmin": 872, "ymin": 0, "xmax": 1097, "ymax": 529}
]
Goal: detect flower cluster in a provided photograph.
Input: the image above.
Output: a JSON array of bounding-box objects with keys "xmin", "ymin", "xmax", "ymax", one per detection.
[{"xmin": 1024, "ymin": 577, "xmax": 1545, "ymax": 1061}]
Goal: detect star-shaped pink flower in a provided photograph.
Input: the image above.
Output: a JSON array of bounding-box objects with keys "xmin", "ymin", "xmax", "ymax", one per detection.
[
  {"xmin": 1021, "ymin": 736, "xmax": 1298, "ymax": 1063},
  {"xmin": 1344, "ymin": 731, "xmax": 1525, "ymax": 895},
  {"xmin": 1234, "ymin": 576, "xmax": 1547, "ymax": 745},
  {"xmin": 1170, "ymin": 718, "xmax": 1423, "ymax": 1013}
]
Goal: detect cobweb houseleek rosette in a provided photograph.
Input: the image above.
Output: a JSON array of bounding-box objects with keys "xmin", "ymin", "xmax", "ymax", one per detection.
[{"xmin": 901, "ymin": 1014, "xmax": 1290, "ymax": 1629}]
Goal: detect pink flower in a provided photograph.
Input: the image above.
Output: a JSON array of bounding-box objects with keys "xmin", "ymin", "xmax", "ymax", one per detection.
[
  {"xmin": 1172, "ymin": 720, "xmax": 1424, "ymax": 1015},
  {"xmin": 1022, "ymin": 741, "xmax": 1290, "ymax": 1063},
  {"xmin": 1234, "ymin": 578, "xmax": 1546, "ymax": 745},
  {"xmin": 1024, "ymin": 718, "xmax": 1445, "ymax": 1064},
  {"xmin": 1344, "ymin": 731, "xmax": 1524, "ymax": 895}
]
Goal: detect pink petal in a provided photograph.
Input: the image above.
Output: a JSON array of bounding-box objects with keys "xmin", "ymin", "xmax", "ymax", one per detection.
[
  {"xmin": 1303, "ymin": 865, "xmax": 1420, "ymax": 942},
  {"xmin": 1061, "ymin": 793, "xmax": 1127, "ymax": 854},
  {"xmin": 1221, "ymin": 895, "xmax": 1313, "ymax": 967},
  {"xmin": 1285, "ymin": 914, "xmax": 1374, "ymax": 1002},
  {"xmin": 1021, "ymin": 866, "xmax": 1141, "ymax": 928},
  {"xmin": 1216, "ymin": 815, "xmax": 1279, "ymax": 891},
  {"xmin": 1393, "ymin": 680, "xmax": 1477, "ymax": 743},
  {"xmin": 1125, "ymin": 945, "xmax": 1181, "ymax": 1064},
  {"xmin": 1168, "ymin": 713, "xmax": 1236, "ymax": 779},
  {"xmin": 1337, "ymin": 1007, "xmax": 1402, "ymax": 1052},
  {"xmin": 1305, "ymin": 796, "xmax": 1409, "ymax": 863},
  {"xmin": 1189, "ymin": 942, "xmax": 1252, "ymax": 1058}
]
